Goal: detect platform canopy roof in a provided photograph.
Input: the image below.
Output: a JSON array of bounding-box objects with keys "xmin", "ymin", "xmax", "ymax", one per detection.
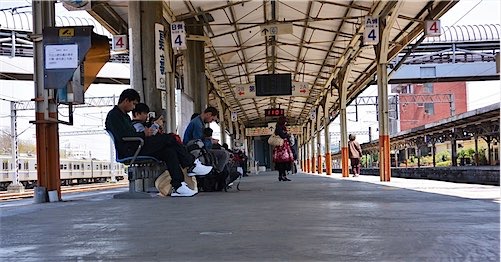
[{"xmin": 90, "ymin": 0, "xmax": 457, "ymax": 128}]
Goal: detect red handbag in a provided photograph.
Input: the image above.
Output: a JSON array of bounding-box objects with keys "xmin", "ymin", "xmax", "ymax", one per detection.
[{"xmin": 273, "ymin": 140, "xmax": 294, "ymax": 163}]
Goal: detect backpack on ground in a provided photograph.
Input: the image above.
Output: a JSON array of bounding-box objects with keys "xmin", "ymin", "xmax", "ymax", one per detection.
[
  {"xmin": 196, "ymin": 169, "xmax": 228, "ymax": 192},
  {"xmin": 186, "ymin": 139, "xmax": 217, "ymax": 167},
  {"xmin": 223, "ymin": 159, "xmax": 242, "ymax": 191}
]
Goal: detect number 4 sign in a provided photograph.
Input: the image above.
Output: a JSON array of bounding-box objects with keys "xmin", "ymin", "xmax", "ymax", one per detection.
[
  {"xmin": 112, "ymin": 35, "xmax": 127, "ymax": 51},
  {"xmin": 171, "ymin": 22, "xmax": 187, "ymax": 50},
  {"xmin": 425, "ymin": 20, "xmax": 441, "ymax": 37},
  {"xmin": 363, "ymin": 16, "xmax": 379, "ymax": 45}
]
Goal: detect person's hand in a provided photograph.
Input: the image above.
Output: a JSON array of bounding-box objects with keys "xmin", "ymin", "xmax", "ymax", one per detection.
[{"xmin": 144, "ymin": 127, "xmax": 154, "ymax": 137}]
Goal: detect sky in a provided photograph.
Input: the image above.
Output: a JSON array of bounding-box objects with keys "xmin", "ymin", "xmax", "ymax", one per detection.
[{"xmin": 0, "ymin": 0, "xmax": 500, "ymax": 160}]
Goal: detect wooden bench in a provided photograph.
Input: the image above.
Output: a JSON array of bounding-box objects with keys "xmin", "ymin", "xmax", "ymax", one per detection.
[{"xmin": 107, "ymin": 130, "xmax": 166, "ymax": 199}]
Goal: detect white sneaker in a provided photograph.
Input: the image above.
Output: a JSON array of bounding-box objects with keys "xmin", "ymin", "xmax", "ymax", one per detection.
[
  {"xmin": 190, "ymin": 159, "xmax": 213, "ymax": 176},
  {"xmin": 171, "ymin": 182, "xmax": 197, "ymax": 197}
]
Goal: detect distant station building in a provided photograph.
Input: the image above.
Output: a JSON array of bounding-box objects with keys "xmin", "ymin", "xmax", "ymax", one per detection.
[{"xmin": 392, "ymin": 82, "xmax": 467, "ymax": 131}]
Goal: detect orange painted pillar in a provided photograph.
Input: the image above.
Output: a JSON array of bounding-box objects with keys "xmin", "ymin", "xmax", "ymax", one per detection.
[
  {"xmin": 380, "ymin": 135, "xmax": 391, "ymax": 181},
  {"xmin": 317, "ymin": 154, "xmax": 322, "ymax": 174},
  {"xmin": 35, "ymin": 112, "xmax": 61, "ymax": 199},
  {"xmin": 325, "ymin": 152, "xmax": 332, "ymax": 175},
  {"xmin": 306, "ymin": 159, "xmax": 310, "ymax": 173},
  {"xmin": 341, "ymin": 147, "xmax": 349, "ymax": 177},
  {"xmin": 311, "ymin": 157, "xmax": 316, "ymax": 173}
]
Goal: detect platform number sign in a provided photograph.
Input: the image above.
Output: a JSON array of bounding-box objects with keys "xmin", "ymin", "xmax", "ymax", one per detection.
[
  {"xmin": 425, "ymin": 20, "xmax": 441, "ymax": 37},
  {"xmin": 363, "ymin": 16, "xmax": 379, "ymax": 45},
  {"xmin": 171, "ymin": 22, "xmax": 186, "ymax": 50},
  {"xmin": 112, "ymin": 35, "xmax": 127, "ymax": 51}
]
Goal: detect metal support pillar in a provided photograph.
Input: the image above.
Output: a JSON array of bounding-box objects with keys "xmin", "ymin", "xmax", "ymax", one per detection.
[
  {"xmin": 375, "ymin": 10, "xmax": 399, "ymax": 182},
  {"xmin": 165, "ymin": 25, "xmax": 176, "ymax": 133},
  {"xmin": 324, "ymin": 105, "xmax": 332, "ymax": 175},
  {"xmin": 304, "ymin": 122, "xmax": 311, "ymax": 173},
  {"xmin": 310, "ymin": 122, "xmax": 316, "ymax": 174},
  {"xmin": 218, "ymin": 100, "xmax": 227, "ymax": 145},
  {"xmin": 129, "ymin": 1, "xmax": 163, "ymax": 111},
  {"xmin": 394, "ymin": 149, "xmax": 398, "ymax": 168},
  {"xmin": 317, "ymin": 130, "xmax": 322, "ymax": 174},
  {"xmin": 340, "ymin": 107, "xmax": 349, "ymax": 177},
  {"xmin": 451, "ymin": 137, "xmax": 457, "ymax": 167},
  {"xmin": 432, "ymin": 142, "xmax": 436, "ymax": 167},
  {"xmin": 7, "ymin": 102, "xmax": 24, "ymax": 192},
  {"xmin": 33, "ymin": 0, "xmax": 60, "ymax": 203},
  {"xmin": 474, "ymin": 135, "xmax": 479, "ymax": 166},
  {"xmin": 185, "ymin": 18, "xmax": 207, "ymax": 113}
]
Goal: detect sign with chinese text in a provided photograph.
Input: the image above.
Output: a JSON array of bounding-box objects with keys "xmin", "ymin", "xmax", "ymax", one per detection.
[
  {"xmin": 291, "ymin": 81, "xmax": 309, "ymax": 96},
  {"xmin": 171, "ymin": 22, "xmax": 186, "ymax": 50},
  {"xmin": 45, "ymin": 44, "xmax": 78, "ymax": 69},
  {"xmin": 264, "ymin": 108, "xmax": 285, "ymax": 117},
  {"xmin": 235, "ymin": 83, "xmax": 256, "ymax": 98},
  {"xmin": 155, "ymin": 23, "xmax": 166, "ymax": 90},
  {"xmin": 363, "ymin": 16, "xmax": 379, "ymax": 45}
]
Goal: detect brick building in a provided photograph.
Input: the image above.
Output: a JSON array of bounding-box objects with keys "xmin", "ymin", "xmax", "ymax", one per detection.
[{"xmin": 394, "ymin": 82, "xmax": 467, "ymax": 131}]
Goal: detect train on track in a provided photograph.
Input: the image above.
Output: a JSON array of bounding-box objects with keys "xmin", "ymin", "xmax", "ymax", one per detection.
[{"xmin": 0, "ymin": 155, "xmax": 126, "ymax": 190}]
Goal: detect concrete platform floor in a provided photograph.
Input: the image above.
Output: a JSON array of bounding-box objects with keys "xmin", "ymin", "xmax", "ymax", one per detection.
[{"xmin": 1, "ymin": 171, "xmax": 499, "ymax": 261}]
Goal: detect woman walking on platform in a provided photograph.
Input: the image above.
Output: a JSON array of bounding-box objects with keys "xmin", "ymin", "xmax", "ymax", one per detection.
[{"xmin": 272, "ymin": 116, "xmax": 294, "ymax": 181}]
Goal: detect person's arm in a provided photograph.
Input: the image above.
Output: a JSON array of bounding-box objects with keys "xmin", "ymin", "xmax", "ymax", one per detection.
[
  {"xmin": 133, "ymin": 122, "xmax": 145, "ymax": 133},
  {"xmin": 189, "ymin": 118, "xmax": 204, "ymax": 140},
  {"xmin": 275, "ymin": 125, "xmax": 290, "ymax": 139},
  {"xmin": 356, "ymin": 142, "xmax": 362, "ymax": 155}
]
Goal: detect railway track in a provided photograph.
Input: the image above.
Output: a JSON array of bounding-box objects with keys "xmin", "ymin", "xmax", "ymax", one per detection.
[{"xmin": 0, "ymin": 181, "xmax": 128, "ymax": 201}]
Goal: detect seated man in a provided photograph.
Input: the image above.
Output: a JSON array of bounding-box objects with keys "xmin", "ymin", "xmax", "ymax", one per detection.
[
  {"xmin": 183, "ymin": 107, "xmax": 230, "ymax": 173},
  {"xmin": 106, "ymin": 89, "xmax": 211, "ymax": 197},
  {"xmin": 130, "ymin": 102, "xmax": 212, "ymax": 177}
]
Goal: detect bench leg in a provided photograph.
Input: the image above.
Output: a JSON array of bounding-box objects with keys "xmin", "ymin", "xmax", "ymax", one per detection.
[{"xmin": 113, "ymin": 172, "xmax": 152, "ymax": 199}]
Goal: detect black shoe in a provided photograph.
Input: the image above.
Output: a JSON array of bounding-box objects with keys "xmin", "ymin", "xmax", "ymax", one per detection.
[
  {"xmin": 278, "ymin": 176, "xmax": 284, "ymax": 181},
  {"xmin": 283, "ymin": 176, "xmax": 291, "ymax": 181}
]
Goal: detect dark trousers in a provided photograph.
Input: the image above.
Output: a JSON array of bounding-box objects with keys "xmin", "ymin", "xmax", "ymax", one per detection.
[
  {"xmin": 140, "ymin": 134, "xmax": 195, "ymax": 189},
  {"xmin": 350, "ymin": 158, "xmax": 361, "ymax": 174}
]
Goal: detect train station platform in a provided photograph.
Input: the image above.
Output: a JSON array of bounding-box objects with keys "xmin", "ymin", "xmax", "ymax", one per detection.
[{"xmin": 1, "ymin": 171, "xmax": 499, "ymax": 261}]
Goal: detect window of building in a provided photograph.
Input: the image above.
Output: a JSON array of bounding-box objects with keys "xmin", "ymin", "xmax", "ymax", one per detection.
[
  {"xmin": 23, "ymin": 162, "xmax": 29, "ymax": 170},
  {"xmin": 424, "ymin": 103, "xmax": 434, "ymax": 115},
  {"xmin": 2, "ymin": 161, "xmax": 8, "ymax": 170},
  {"xmin": 424, "ymin": 83, "xmax": 433, "ymax": 93}
]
